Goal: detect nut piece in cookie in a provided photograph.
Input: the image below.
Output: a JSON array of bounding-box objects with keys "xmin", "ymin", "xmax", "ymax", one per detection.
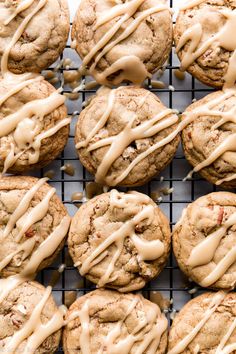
[
  {"xmin": 68, "ymin": 190, "xmax": 171, "ymax": 292},
  {"xmin": 0, "ymin": 75, "xmax": 70, "ymax": 174},
  {"xmin": 0, "ymin": 176, "xmax": 71, "ymax": 278},
  {"xmin": 168, "ymin": 292, "xmax": 236, "ymax": 354},
  {"xmin": 0, "ymin": 280, "xmax": 63, "ymax": 353},
  {"xmin": 173, "ymin": 192, "xmax": 236, "ymax": 290},
  {"xmin": 63, "ymin": 289, "xmax": 168, "ymax": 354},
  {"xmin": 75, "ymin": 86, "xmax": 180, "ymax": 187},
  {"xmin": 174, "ymin": 0, "xmax": 236, "ymax": 89},
  {"xmin": 0, "ymin": 0, "xmax": 70, "ymax": 74},
  {"xmin": 72, "ymin": 0, "xmax": 173, "ymax": 85},
  {"xmin": 181, "ymin": 89, "xmax": 236, "ymax": 189}
]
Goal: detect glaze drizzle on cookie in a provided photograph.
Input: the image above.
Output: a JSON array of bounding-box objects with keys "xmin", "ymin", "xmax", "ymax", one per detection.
[
  {"xmin": 76, "ymin": 88, "xmax": 178, "ymax": 186},
  {"xmin": 187, "ymin": 207, "xmax": 236, "ymax": 287},
  {"xmin": 70, "ymin": 294, "xmax": 168, "ymax": 354},
  {"xmin": 167, "ymin": 292, "xmax": 236, "ymax": 354},
  {"xmin": 0, "ymin": 178, "xmax": 70, "ymax": 354},
  {"xmin": 176, "ymin": 2, "xmax": 236, "ymax": 89},
  {"xmin": 75, "ymin": 190, "xmax": 165, "ymax": 287},
  {"xmin": 0, "ymin": 0, "xmax": 71, "ymax": 174},
  {"xmin": 77, "ymin": 0, "xmax": 170, "ymax": 85}
]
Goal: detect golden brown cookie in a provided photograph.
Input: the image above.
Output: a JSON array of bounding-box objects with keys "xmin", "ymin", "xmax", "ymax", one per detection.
[
  {"xmin": 63, "ymin": 289, "xmax": 168, "ymax": 354},
  {"xmin": 173, "ymin": 192, "xmax": 236, "ymax": 290},
  {"xmin": 0, "ymin": 176, "xmax": 71, "ymax": 278},
  {"xmin": 0, "ymin": 75, "xmax": 70, "ymax": 174},
  {"xmin": 75, "ymin": 86, "xmax": 180, "ymax": 187},
  {"xmin": 68, "ymin": 190, "xmax": 171, "ymax": 292},
  {"xmin": 0, "ymin": 0, "xmax": 70, "ymax": 74},
  {"xmin": 71, "ymin": 0, "xmax": 172, "ymax": 86},
  {"xmin": 174, "ymin": 0, "xmax": 236, "ymax": 89},
  {"xmin": 0, "ymin": 280, "xmax": 63, "ymax": 353},
  {"xmin": 181, "ymin": 89, "xmax": 236, "ymax": 189},
  {"xmin": 168, "ymin": 292, "xmax": 236, "ymax": 354}
]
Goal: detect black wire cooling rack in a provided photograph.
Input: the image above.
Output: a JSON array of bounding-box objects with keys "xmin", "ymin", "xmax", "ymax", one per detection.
[{"xmin": 26, "ymin": 0, "xmax": 234, "ymax": 351}]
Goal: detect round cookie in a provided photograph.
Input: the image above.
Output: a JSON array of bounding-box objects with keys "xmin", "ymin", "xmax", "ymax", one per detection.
[
  {"xmin": 0, "ymin": 176, "xmax": 70, "ymax": 278},
  {"xmin": 0, "ymin": 75, "xmax": 70, "ymax": 174},
  {"xmin": 168, "ymin": 292, "xmax": 236, "ymax": 354},
  {"xmin": 63, "ymin": 289, "xmax": 168, "ymax": 354},
  {"xmin": 173, "ymin": 192, "xmax": 236, "ymax": 290},
  {"xmin": 0, "ymin": 0, "xmax": 70, "ymax": 74},
  {"xmin": 174, "ymin": 0, "xmax": 236, "ymax": 89},
  {"xmin": 0, "ymin": 280, "xmax": 62, "ymax": 353},
  {"xmin": 75, "ymin": 86, "xmax": 180, "ymax": 187},
  {"xmin": 181, "ymin": 89, "xmax": 236, "ymax": 189},
  {"xmin": 68, "ymin": 190, "xmax": 171, "ymax": 292},
  {"xmin": 72, "ymin": 0, "xmax": 172, "ymax": 86}
]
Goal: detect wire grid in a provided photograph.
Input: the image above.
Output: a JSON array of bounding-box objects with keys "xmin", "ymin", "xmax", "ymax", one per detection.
[{"xmin": 26, "ymin": 0, "xmax": 234, "ymax": 351}]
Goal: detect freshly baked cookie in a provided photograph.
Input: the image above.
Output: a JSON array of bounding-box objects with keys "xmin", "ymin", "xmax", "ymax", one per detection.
[
  {"xmin": 63, "ymin": 289, "xmax": 168, "ymax": 354},
  {"xmin": 68, "ymin": 190, "xmax": 171, "ymax": 292},
  {"xmin": 168, "ymin": 292, "xmax": 236, "ymax": 354},
  {"xmin": 181, "ymin": 89, "xmax": 236, "ymax": 189},
  {"xmin": 0, "ymin": 176, "xmax": 71, "ymax": 278},
  {"xmin": 0, "ymin": 0, "xmax": 69, "ymax": 74},
  {"xmin": 174, "ymin": 0, "xmax": 236, "ymax": 89},
  {"xmin": 173, "ymin": 192, "xmax": 236, "ymax": 289},
  {"xmin": 71, "ymin": 0, "xmax": 172, "ymax": 86},
  {"xmin": 0, "ymin": 75, "xmax": 70, "ymax": 174},
  {"xmin": 75, "ymin": 86, "xmax": 180, "ymax": 187},
  {"xmin": 0, "ymin": 280, "xmax": 63, "ymax": 353}
]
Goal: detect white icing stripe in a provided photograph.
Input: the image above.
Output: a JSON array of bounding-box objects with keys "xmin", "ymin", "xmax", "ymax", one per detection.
[
  {"xmin": 15, "ymin": 187, "xmax": 56, "ymax": 242},
  {"xmin": 180, "ymin": 0, "xmax": 205, "ymax": 11},
  {"xmin": 4, "ymin": 0, "xmax": 35, "ymax": 25},
  {"xmin": 216, "ymin": 318, "xmax": 236, "ymax": 354},
  {"xmin": 73, "ymin": 295, "xmax": 167, "ymax": 354},
  {"xmin": 167, "ymin": 292, "xmax": 227, "ymax": 354},
  {"xmin": 3, "ymin": 177, "xmax": 48, "ymax": 239},
  {"xmin": 176, "ymin": 5, "xmax": 236, "ymax": 89},
  {"xmin": 0, "ymin": 92, "xmax": 65, "ymax": 138},
  {"xmin": 187, "ymin": 211, "xmax": 236, "ymax": 268},
  {"xmin": 0, "ymin": 76, "xmax": 43, "ymax": 107},
  {"xmin": 200, "ymin": 246, "xmax": 236, "ymax": 287},
  {"xmin": 1, "ymin": 0, "xmax": 47, "ymax": 75},
  {"xmin": 76, "ymin": 190, "xmax": 164, "ymax": 288}
]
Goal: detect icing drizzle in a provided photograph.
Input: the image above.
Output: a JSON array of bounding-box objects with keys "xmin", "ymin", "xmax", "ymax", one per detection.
[
  {"xmin": 76, "ymin": 88, "xmax": 178, "ymax": 186},
  {"xmin": 176, "ymin": 2, "xmax": 236, "ymax": 89},
  {"xmin": 69, "ymin": 294, "xmax": 168, "ymax": 354},
  {"xmin": 77, "ymin": 0, "xmax": 170, "ymax": 85},
  {"xmin": 167, "ymin": 291, "xmax": 236, "ymax": 354},
  {"xmin": 0, "ymin": 0, "xmax": 71, "ymax": 174},
  {"xmin": 75, "ymin": 190, "xmax": 165, "ymax": 287},
  {"xmin": 0, "ymin": 177, "xmax": 71, "ymax": 352}
]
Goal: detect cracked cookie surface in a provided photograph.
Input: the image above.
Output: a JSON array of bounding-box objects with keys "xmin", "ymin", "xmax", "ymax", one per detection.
[
  {"xmin": 68, "ymin": 191, "xmax": 171, "ymax": 292},
  {"xmin": 173, "ymin": 192, "xmax": 236, "ymax": 289},
  {"xmin": 0, "ymin": 176, "xmax": 69, "ymax": 278},
  {"xmin": 63, "ymin": 289, "xmax": 168, "ymax": 354},
  {"xmin": 0, "ymin": 0, "xmax": 70, "ymax": 74},
  {"xmin": 75, "ymin": 86, "xmax": 180, "ymax": 187}
]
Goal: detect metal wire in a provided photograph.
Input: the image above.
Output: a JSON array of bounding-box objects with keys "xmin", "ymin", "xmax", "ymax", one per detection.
[{"xmin": 32, "ymin": 1, "xmax": 235, "ymax": 351}]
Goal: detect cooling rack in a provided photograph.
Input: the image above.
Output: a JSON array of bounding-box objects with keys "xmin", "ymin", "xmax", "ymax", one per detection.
[{"xmin": 25, "ymin": 0, "xmax": 234, "ymax": 351}]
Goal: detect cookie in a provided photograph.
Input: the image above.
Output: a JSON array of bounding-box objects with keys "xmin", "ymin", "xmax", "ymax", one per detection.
[
  {"xmin": 0, "ymin": 0, "xmax": 69, "ymax": 74},
  {"xmin": 0, "ymin": 75, "xmax": 71, "ymax": 174},
  {"xmin": 0, "ymin": 280, "xmax": 63, "ymax": 353},
  {"xmin": 0, "ymin": 176, "xmax": 71, "ymax": 278},
  {"xmin": 181, "ymin": 89, "xmax": 236, "ymax": 189},
  {"xmin": 174, "ymin": 0, "xmax": 236, "ymax": 89},
  {"xmin": 68, "ymin": 190, "xmax": 171, "ymax": 292},
  {"xmin": 63, "ymin": 289, "xmax": 168, "ymax": 354},
  {"xmin": 71, "ymin": 0, "xmax": 172, "ymax": 86},
  {"xmin": 173, "ymin": 192, "xmax": 236, "ymax": 289},
  {"xmin": 75, "ymin": 86, "xmax": 180, "ymax": 187},
  {"xmin": 168, "ymin": 291, "xmax": 236, "ymax": 354}
]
